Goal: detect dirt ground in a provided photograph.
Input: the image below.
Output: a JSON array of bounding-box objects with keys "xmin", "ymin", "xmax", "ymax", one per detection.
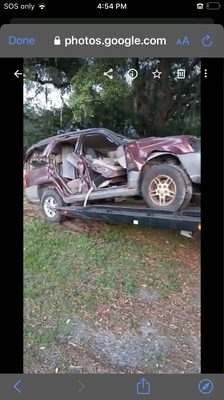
[{"xmin": 24, "ymin": 202, "xmax": 200, "ymax": 374}]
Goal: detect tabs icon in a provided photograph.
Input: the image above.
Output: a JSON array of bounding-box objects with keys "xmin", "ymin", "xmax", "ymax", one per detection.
[
  {"xmin": 54, "ymin": 36, "xmax": 61, "ymax": 45},
  {"xmin": 176, "ymin": 36, "xmax": 190, "ymax": 46}
]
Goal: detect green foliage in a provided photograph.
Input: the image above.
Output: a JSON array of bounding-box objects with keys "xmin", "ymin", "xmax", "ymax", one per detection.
[
  {"xmin": 24, "ymin": 58, "xmax": 83, "ymax": 91},
  {"xmin": 24, "ymin": 104, "xmax": 73, "ymax": 146},
  {"xmin": 69, "ymin": 60, "xmax": 131, "ymax": 128},
  {"xmin": 24, "ymin": 57, "xmax": 201, "ymax": 144}
]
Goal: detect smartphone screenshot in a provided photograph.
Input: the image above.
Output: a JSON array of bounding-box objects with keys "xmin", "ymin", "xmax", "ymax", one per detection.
[{"xmin": 0, "ymin": 1, "xmax": 223, "ymax": 399}]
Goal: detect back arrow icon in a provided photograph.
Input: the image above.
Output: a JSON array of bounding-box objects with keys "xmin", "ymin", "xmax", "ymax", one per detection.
[
  {"xmin": 14, "ymin": 70, "xmax": 23, "ymax": 78},
  {"xmin": 13, "ymin": 379, "xmax": 21, "ymax": 393}
]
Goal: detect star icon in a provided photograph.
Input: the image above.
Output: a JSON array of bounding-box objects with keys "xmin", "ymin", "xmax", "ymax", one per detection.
[{"xmin": 152, "ymin": 69, "xmax": 162, "ymax": 79}]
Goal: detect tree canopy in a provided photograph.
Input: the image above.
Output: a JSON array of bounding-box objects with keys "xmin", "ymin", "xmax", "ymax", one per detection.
[{"xmin": 24, "ymin": 57, "xmax": 200, "ymax": 146}]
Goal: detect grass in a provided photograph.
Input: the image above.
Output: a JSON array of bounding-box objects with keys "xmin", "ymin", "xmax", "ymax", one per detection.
[{"xmin": 24, "ymin": 218, "xmax": 194, "ymax": 369}]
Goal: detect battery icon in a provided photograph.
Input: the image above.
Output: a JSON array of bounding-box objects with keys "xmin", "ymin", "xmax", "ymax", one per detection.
[{"xmin": 206, "ymin": 2, "xmax": 221, "ymax": 9}]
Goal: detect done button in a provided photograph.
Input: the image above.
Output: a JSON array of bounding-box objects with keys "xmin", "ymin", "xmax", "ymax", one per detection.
[{"xmin": 8, "ymin": 36, "xmax": 36, "ymax": 45}]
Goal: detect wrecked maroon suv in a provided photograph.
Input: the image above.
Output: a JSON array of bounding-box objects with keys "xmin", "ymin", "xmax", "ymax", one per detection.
[{"xmin": 24, "ymin": 128, "xmax": 201, "ymax": 222}]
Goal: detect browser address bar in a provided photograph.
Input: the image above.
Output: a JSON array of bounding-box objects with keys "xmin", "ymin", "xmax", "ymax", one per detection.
[
  {"xmin": 63, "ymin": 35, "xmax": 167, "ymax": 48},
  {"xmin": 0, "ymin": 24, "xmax": 223, "ymax": 57}
]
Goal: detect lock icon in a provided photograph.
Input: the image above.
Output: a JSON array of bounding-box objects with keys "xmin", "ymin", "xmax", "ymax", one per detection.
[{"xmin": 54, "ymin": 36, "xmax": 61, "ymax": 45}]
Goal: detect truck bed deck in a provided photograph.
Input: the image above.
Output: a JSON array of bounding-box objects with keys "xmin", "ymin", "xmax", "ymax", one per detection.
[{"xmin": 56, "ymin": 200, "xmax": 201, "ymax": 234}]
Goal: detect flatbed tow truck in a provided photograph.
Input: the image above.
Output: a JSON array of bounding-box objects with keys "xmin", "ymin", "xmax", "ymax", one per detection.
[{"xmin": 55, "ymin": 200, "xmax": 201, "ymax": 238}]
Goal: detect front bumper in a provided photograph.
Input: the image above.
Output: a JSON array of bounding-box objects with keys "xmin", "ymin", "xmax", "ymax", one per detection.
[{"xmin": 178, "ymin": 152, "xmax": 201, "ymax": 184}]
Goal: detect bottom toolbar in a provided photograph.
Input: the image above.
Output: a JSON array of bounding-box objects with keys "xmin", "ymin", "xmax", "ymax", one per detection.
[{"xmin": 0, "ymin": 374, "xmax": 223, "ymax": 400}]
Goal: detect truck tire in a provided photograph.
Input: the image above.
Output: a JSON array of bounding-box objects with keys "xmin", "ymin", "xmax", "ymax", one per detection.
[
  {"xmin": 141, "ymin": 164, "xmax": 192, "ymax": 212},
  {"xmin": 41, "ymin": 189, "xmax": 65, "ymax": 223}
]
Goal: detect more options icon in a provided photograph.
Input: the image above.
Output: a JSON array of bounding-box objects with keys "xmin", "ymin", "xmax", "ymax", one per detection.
[{"xmin": 136, "ymin": 378, "xmax": 150, "ymax": 395}]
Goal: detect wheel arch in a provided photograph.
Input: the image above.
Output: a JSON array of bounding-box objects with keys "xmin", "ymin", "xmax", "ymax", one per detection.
[
  {"xmin": 140, "ymin": 152, "xmax": 181, "ymax": 187},
  {"xmin": 37, "ymin": 183, "xmax": 62, "ymax": 200},
  {"xmin": 146, "ymin": 151, "xmax": 180, "ymax": 165}
]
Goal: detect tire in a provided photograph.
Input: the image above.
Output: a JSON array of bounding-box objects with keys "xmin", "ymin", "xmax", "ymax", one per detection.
[
  {"xmin": 141, "ymin": 164, "xmax": 193, "ymax": 212},
  {"xmin": 40, "ymin": 189, "xmax": 65, "ymax": 223}
]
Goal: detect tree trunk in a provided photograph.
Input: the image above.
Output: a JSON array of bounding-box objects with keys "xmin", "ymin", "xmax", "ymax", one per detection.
[{"xmin": 151, "ymin": 59, "xmax": 174, "ymax": 132}]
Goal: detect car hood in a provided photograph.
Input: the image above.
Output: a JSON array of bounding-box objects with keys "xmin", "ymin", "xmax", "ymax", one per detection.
[{"xmin": 127, "ymin": 135, "xmax": 196, "ymax": 154}]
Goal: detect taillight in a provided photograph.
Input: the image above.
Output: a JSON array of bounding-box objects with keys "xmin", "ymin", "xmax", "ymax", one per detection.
[{"xmin": 23, "ymin": 169, "xmax": 28, "ymax": 187}]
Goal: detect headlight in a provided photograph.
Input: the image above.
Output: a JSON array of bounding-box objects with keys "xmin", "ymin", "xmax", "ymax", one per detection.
[{"xmin": 190, "ymin": 137, "xmax": 201, "ymax": 152}]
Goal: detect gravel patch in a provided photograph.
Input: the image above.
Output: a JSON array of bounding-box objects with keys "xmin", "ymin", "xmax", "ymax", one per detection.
[
  {"xmin": 190, "ymin": 286, "xmax": 201, "ymax": 307},
  {"xmin": 133, "ymin": 287, "xmax": 161, "ymax": 304},
  {"xmin": 68, "ymin": 317, "xmax": 167, "ymax": 370}
]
